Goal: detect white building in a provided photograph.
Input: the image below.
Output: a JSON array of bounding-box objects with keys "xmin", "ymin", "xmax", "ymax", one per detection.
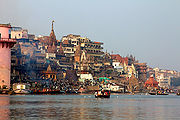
[
  {"xmin": 78, "ymin": 73, "xmax": 94, "ymax": 82},
  {"xmin": 11, "ymin": 27, "xmax": 28, "ymax": 39}
]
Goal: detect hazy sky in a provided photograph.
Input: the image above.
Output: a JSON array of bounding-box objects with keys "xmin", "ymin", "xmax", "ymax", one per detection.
[{"xmin": 1, "ymin": 0, "xmax": 180, "ymax": 71}]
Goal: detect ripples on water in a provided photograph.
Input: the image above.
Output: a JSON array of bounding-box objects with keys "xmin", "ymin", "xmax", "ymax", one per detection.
[{"xmin": 0, "ymin": 94, "xmax": 180, "ymax": 120}]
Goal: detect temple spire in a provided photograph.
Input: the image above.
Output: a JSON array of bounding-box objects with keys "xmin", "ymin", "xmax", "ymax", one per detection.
[
  {"xmin": 52, "ymin": 20, "xmax": 54, "ymax": 31},
  {"xmin": 47, "ymin": 20, "xmax": 57, "ymax": 53},
  {"xmin": 49, "ymin": 20, "xmax": 56, "ymax": 40}
]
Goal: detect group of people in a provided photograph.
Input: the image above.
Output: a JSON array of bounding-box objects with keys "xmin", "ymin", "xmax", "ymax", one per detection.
[{"xmin": 94, "ymin": 90, "xmax": 110, "ymax": 97}]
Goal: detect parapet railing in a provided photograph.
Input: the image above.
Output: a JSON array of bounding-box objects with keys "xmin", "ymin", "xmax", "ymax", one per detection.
[{"xmin": 0, "ymin": 38, "xmax": 16, "ymax": 42}]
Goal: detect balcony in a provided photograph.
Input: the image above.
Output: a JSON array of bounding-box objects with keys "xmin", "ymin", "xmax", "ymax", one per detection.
[
  {"xmin": 0, "ymin": 38, "xmax": 16, "ymax": 43},
  {"xmin": 85, "ymin": 47, "xmax": 103, "ymax": 50},
  {"xmin": 87, "ymin": 51, "xmax": 104, "ymax": 56}
]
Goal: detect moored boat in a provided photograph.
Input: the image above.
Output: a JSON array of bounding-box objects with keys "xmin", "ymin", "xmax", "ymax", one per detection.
[
  {"xmin": 14, "ymin": 89, "xmax": 31, "ymax": 94},
  {"xmin": 157, "ymin": 91, "xmax": 169, "ymax": 95},
  {"xmin": 32, "ymin": 89, "xmax": 65, "ymax": 94},
  {"xmin": 149, "ymin": 91, "xmax": 157, "ymax": 95},
  {"xmin": 157, "ymin": 92, "xmax": 169, "ymax": 95},
  {"xmin": 13, "ymin": 83, "xmax": 31, "ymax": 94},
  {"xmin": 149, "ymin": 91, "xmax": 169, "ymax": 95}
]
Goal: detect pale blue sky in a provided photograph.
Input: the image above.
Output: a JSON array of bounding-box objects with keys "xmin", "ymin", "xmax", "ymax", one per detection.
[{"xmin": 1, "ymin": 0, "xmax": 180, "ymax": 71}]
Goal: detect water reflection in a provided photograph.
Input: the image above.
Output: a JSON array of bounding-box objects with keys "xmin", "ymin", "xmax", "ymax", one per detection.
[
  {"xmin": 0, "ymin": 95, "xmax": 10, "ymax": 120},
  {"xmin": 0, "ymin": 95, "xmax": 180, "ymax": 119}
]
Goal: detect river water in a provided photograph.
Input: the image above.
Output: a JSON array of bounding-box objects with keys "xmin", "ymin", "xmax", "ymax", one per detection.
[{"xmin": 0, "ymin": 94, "xmax": 180, "ymax": 120}]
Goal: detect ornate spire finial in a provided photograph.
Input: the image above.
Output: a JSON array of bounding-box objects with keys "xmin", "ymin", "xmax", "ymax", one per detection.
[{"xmin": 52, "ymin": 20, "xmax": 55, "ymax": 31}]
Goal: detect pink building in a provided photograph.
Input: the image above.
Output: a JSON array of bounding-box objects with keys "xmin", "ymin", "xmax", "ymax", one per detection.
[{"xmin": 0, "ymin": 24, "xmax": 16, "ymax": 89}]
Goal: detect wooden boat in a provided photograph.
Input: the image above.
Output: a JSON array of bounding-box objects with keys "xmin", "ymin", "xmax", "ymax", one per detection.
[
  {"xmin": 32, "ymin": 89, "xmax": 65, "ymax": 94},
  {"xmin": 95, "ymin": 90, "xmax": 110, "ymax": 98},
  {"xmin": 149, "ymin": 91, "xmax": 169, "ymax": 95},
  {"xmin": 176, "ymin": 93, "xmax": 180, "ymax": 96},
  {"xmin": 157, "ymin": 91, "xmax": 169, "ymax": 95},
  {"xmin": 157, "ymin": 92, "xmax": 169, "ymax": 95},
  {"xmin": 14, "ymin": 89, "xmax": 31, "ymax": 94},
  {"xmin": 13, "ymin": 83, "xmax": 31, "ymax": 94},
  {"xmin": 149, "ymin": 91, "xmax": 157, "ymax": 95}
]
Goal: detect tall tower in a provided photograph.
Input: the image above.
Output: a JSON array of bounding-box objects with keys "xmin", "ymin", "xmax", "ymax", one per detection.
[
  {"xmin": 47, "ymin": 20, "xmax": 57, "ymax": 53},
  {"xmin": 74, "ymin": 43, "xmax": 81, "ymax": 70},
  {"xmin": 0, "ymin": 24, "xmax": 16, "ymax": 89},
  {"xmin": 74, "ymin": 42, "xmax": 81, "ymax": 63}
]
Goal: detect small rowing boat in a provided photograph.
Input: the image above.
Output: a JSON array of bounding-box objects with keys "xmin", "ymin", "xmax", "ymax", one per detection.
[{"xmin": 94, "ymin": 90, "xmax": 110, "ymax": 98}]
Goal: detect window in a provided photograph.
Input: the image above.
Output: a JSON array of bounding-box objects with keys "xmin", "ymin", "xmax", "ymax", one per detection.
[
  {"xmin": 11, "ymin": 60, "xmax": 16, "ymax": 63},
  {"xmin": 2, "ymin": 85, "xmax": 7, "ymax": 89},
  {"xmin": 9, "ymin": 34, "xmax": 11, "ymax": 39},
  {"xmin": 0, "ymin": 33, "xmax": 1, "ymax": 39}
]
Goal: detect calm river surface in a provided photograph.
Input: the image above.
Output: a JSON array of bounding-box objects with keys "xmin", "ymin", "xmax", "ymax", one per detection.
[{"xmin": 0, "ymin": 94, "xmax": 180, "ymax": 120}]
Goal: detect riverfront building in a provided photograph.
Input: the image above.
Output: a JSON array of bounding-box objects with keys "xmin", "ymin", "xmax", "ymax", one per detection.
[
  {"xmin": 61, "ymin": 34, "xmax": 104, "ymax": 72},
  {"xmin": 145, "ymin": 76, "xmax": 159, "ymax": 89},
  {"xmin": 0, "ymin": 24, "xmax": 16, "ymax": 89},
  {"xmin": 6, "ymin": 22, "xmax": 180, "ymax": 92},
  {"xmin": 61, "ymin": 34, "xmax": 104, "ymax": 57},
  {"xmin": 11, "ymin": 27, "xmax": 28, "ymax": 39}
]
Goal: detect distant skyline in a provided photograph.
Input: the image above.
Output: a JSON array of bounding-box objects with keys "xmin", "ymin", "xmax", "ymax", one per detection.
[{"xmin": 1, "ymin": 0, "xmax": 180, "ymax": 71}]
